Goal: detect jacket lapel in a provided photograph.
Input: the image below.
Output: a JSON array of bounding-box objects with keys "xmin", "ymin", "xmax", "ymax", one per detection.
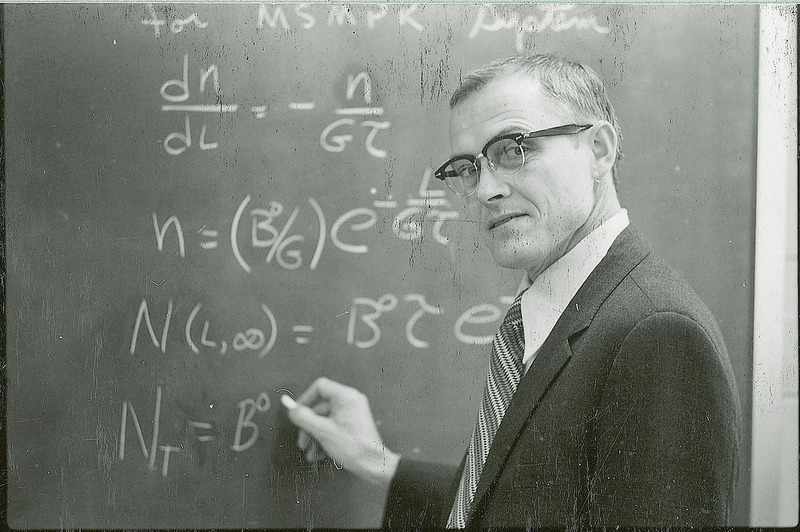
[{"xmin": 467, "ymin": 225, "xmax": 652, "ymax": 525}]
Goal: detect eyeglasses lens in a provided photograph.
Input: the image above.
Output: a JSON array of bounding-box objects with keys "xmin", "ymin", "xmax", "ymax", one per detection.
[
  {"xmin": 440, "ymin": 138, "xmax": 525, "ymax": 196},
  {"xmin": 443, "ymin": 159, "xmax": 479, "ymax": 196},
  {"xmin": 486, "ymin": 138, "xmax": 524, "ymax": 174}
]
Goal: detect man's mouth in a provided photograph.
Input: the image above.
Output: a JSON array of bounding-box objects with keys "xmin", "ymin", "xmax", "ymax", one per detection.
[{"xmin": 488, "ymin": 213, "xmax": 526, "ymax": 230}]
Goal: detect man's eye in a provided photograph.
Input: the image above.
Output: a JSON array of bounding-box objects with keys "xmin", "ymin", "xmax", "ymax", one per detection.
[
  {"xmin": 452, "ymin": 161, "xmax": 476, "ymax": 178},
  {"xmin": 491, "ymin": 140, "xmax": 525, "ymax": 166},
  {"xmin": 502, "ymin": 144, "xmax": 523, "ymax": 158},
  {"xmin": 519, "ymin": 138, "xmax": 539, "ymax": 155}
]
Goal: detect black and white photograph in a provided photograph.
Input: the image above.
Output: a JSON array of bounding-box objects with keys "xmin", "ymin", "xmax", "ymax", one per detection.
[{"xmin": 2, "ymin": 3, "xmax": 796, "ymax": 529}]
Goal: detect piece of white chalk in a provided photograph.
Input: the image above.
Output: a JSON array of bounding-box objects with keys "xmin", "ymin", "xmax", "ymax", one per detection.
[{"xmin": 280, "ymin": 395, "xmax": 298, "ymax": 409}]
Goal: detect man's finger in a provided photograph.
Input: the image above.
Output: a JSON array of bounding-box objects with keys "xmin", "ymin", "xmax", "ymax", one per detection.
[
  {"xmin": 281, "ymin": 395, "xmax": 299, "ymax": 409},
  {"xmin": 296, "ymin": 377, "xmax": 354, "ymax": 408},
  {"xmin": 286, "ymin": 396, "xmax": 331, "ymax": 454},
  {"xmin": 297, "ymin": 429, "xmax": 310, "ymax": 451},
  {"xmin": 312, "ymin": 402, "xmax": 330, "ymax": 416},
  {"xmin": 284, "ymin": 396, "xmax": 336, "ymax": 441}
]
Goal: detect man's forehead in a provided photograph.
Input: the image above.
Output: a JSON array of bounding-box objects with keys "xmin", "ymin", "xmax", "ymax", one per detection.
[{"xmin": 448, "ymin": 75, "xmax": 563, "ymax": 144}]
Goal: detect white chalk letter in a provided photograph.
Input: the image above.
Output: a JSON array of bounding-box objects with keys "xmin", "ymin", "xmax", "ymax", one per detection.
[
  {"xmin": 366, "ymin": 5, "xmax": 388, "ymax": 28},
  {"xmin": 160, "ymin": 54, "xmax": 190, "ymax": 102},
  {"xmin": 129, "ymin": 299, "xmax": 173, "ymax": 354},
  {"xmin": 320, "ymin": 118, "xmax": 355, "ymax": 152},
  {"xmin": 331, "ymin": 208, "xmax": 377, "ymax": 254},
  {"xmin": 232, "ymin": 398, "xmax": 259, "ymax": 451},
  {"xmin": 327, "ymin": 5, "xmax": 357, "ymax": 26},
  {"xmin": 152, "ymin": 213, "xmax": 185, "ymax": 257},
  {"xmin": 295, "ymin": 4, "xmax": 315, "ymax": 28},
  {"xmin": 347, "ymin": 294, "xmax": 398, "ymax": 349},
  {"xmin": 398, "ymin": 5, "xmax": 423, "ymax": 32},
  {"xmin": 257, "ymin": 4, "xmax": 290, "ymax": 29},
  {"xmin": 346, "ymin": 72, "xmax": 372, "ymax": 104},
  {"xmin": 454, "ymin": 303, "xmax": 501, "ymax": 345},
  {"xmin": 164, "ymin": 115, "xmax": 192, "ymax": 155},
  {"xmin": 404, "ymin": 294, "xmax": 442, "ymax": 348},
  {"xmin": 362, "ymin": 120, "xmax": 390, "ymax": 158}
]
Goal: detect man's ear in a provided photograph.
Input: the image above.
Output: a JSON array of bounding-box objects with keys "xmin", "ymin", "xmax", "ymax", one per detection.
[{"xmin": 589, "ymin": 121, "xmax": 618, "ymax": 179}]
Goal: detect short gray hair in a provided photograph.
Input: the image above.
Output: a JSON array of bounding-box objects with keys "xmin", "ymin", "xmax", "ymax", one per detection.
[{"xmin": 450, "ymin": 54, "xmax": 623, "ymax": 180}]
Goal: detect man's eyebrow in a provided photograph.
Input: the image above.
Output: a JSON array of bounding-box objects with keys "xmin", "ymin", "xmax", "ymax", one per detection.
[
  {"xmin": 449, "ymin": 127, "xmax": 529, "ymax": 158},
  {"xmin": 483, "ymin": 127, "xmax": 530, "ymax": 147},
  {"xmin": 493, "ymin": 126, "xmax": 526, "ymax": 138}
]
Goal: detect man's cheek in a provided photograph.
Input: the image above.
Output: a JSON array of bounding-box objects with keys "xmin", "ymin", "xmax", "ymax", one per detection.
[{"xmin": 464, "ymin": 201, "xmax": 481, "ymax": 224}]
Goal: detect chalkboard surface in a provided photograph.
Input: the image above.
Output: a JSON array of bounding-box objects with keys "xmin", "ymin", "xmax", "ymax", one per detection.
[{"xmin": 4, "ymin": 4, "xmax": 758, "ymax": 528}]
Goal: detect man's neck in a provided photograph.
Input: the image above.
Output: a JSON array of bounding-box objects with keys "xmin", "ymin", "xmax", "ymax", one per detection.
[{"xmin": 527, "ymin": 186, "xmax": 622, "ymax": 282}]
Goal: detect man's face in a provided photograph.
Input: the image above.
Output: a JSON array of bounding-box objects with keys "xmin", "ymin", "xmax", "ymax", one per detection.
[{"xmin": 449, "ymin": 74, "xmax": 598, "ymax": 278}]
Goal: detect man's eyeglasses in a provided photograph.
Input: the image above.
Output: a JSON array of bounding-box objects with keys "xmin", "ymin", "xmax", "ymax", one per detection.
[{"xmin": 434, "ymin": 124, "xmax": 593, "ymax": 197}]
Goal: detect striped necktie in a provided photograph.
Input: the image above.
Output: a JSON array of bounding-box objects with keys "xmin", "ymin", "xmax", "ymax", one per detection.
[{"xmin": 447, "ymin": 295, "xmax": 525, "ymax": 528}]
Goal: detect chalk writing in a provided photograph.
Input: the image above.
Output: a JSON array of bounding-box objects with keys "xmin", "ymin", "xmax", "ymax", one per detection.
[
  {"xmin": 129, "ymin": 299, "xmax": 277, "ymax": 358},
  {"xmin": 470, "ymin": 5, "xmax": 611, "ymax": 51},
  {"xmin": 231, "ymin": 195, "xmax": 328, "ymax": 273},
  {"xmin": 188, "ymin": 421, "xmax": 215, "ymax": 442},
  {"xmin": 119, "ymin": 386, "xmax": 273, "ymax": 476},
  {"xmin": 129, "ymin": 299, "xmax": 172, "ymax": 355},
  {"xmin": 153, "ymin": 215, "xmax": 185, "ymax": 257},
  {"xmin": 140, "ymin": 3, "xmax": 611, "ymax": 47},
  {"xmin": 376, "ymin": 168, "xmax": 460, "ymax": 245},
  {"xmin": 159, "ymin": 54, "xmax": 228, "ymax": 155},
  {"xmin": 455, "ymin": 295, "xmax": 515, "ymax": 345},
  {"xmin": 347, "ymin": 294, "xmax": 399, "ymax": 348},
  {"xmin": 152, "ymin": 181, "xmax": 457, "ymax": 273},
  {"xmin": 255, "ymin": 3, "xmax": 423, "ymax": 32},
  {"xmin": 158, "ymin": 59, "xmax": 390, "ymax": 157},
  {"xmin": 320, "ymin": 119, "xmax": 390, "ymax": 158},
  {"xmin": 292, "ymin": 325, "xmax": 314, "ymax": 344},
  {"xmin": 198, "ymin": 226, "xmax": 218, "ymax": 249},
  {"xmin": 141, "ymin": 3, "xmax": 209, "ymax": 38},
  {"xmin": 159, "ymin": 54, "xmax": 221, "ymax": 103},
  {"xmin": 232, "ymin": 392, "xmax": 272, "ymax": 452},
  {"xmin": 404, "ymin": 294, "xmax": 443, "ymax": 349},
  {"xmin": 128, "ymin": 295, "xmax": 512, "ymax": 357},
  {"xmin": 189, "ymin": 302, "xmax": 276, "ymax": 357},
  {"xmin": 320, "ymin": 71, "xmax": 391, "ymax": 158},
  {"xmin": 330, "ymin": 208, "xmax": 376, "ymax": 255},
  {"xmin": 163, "ymin": 115, "xmax": 220, "ymax": 155},
  {"xmin": 454, "ymin": 303, "xmax": 502, "ymax": 345},
  {"xmin": 346, "ymin": 294, "xmax": 512, "ymax": 349},
  {"xmin": 119, "ymin": 386, "xmax": 168, "ymax": 473}
]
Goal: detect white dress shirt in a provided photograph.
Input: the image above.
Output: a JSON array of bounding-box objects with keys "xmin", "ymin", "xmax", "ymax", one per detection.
[{"xmin": 517, "ymin": 209, "xmax": 630, "ymax": 372}]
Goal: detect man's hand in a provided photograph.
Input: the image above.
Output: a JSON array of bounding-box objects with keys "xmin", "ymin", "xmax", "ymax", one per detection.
[{"xmin": 281, "ymin": 377, "xmax": 400, "ymax": 487}]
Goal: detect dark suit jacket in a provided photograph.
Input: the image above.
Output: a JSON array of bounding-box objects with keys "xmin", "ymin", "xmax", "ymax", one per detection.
[{"xmin": 383, "ymin": 225, "xmax": 742, "ymax": 528}]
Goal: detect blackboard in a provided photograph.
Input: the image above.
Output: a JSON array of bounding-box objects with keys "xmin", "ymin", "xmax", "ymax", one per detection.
[{"xmin": 4, "ymin": 3, "xmax": 758, "ymax": 528}]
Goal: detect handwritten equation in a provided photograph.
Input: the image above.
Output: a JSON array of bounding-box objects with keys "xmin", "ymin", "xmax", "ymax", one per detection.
[
  {"xmin": 147, "ymin": 2, "xmax": 611, "ymax": 154},
  {"xmin": 141, "ymin": 3, "xmax": 611, "ymax": 52},
  {"xmin": 118, "ymin": 385, "xmax": 272, "ymax": 476},
  {"xmin": 122, "ymin": 288, "xmax": 514, "ymax": 479},
  {"xmin": 153, "ymin": 175, "xmax": 458, "ymax": 272},
  {"xmin": 159, "ymin": 54, "xmax": 390, "ymax": 157},
  {"xmin": 130, "ymin": 292, "xmax": 514, "ymax": 361},
  {"xmin": 120, "ymin": 285, "xmax": 512, "ymax": 478}
]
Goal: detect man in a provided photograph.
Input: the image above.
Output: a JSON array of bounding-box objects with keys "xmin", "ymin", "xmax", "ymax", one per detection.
[{"xmin": 282, "ymin": 54, "xmax": 742, "ymax": 528}]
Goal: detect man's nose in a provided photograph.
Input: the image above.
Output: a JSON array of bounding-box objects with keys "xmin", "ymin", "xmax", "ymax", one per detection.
[{"xmin": 474, "ymin": 156, "xmax": 510, "ymax": 203}]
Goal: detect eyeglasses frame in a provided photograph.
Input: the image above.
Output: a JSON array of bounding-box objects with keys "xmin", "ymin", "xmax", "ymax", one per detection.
[{"xmin": 433, "ymin": 123, "xmax": 594, "ymax": 196}]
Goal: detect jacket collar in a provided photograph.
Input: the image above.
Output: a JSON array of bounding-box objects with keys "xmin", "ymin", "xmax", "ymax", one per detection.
[{"xmin": 466, "ymin": 225, "xmax": 652, "ymax": 525}]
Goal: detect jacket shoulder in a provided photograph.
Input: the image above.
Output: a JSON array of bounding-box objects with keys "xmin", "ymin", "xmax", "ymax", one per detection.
[{"xmin": 625, "ymin": 250, "xmax": 727, "ymax": 351}]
